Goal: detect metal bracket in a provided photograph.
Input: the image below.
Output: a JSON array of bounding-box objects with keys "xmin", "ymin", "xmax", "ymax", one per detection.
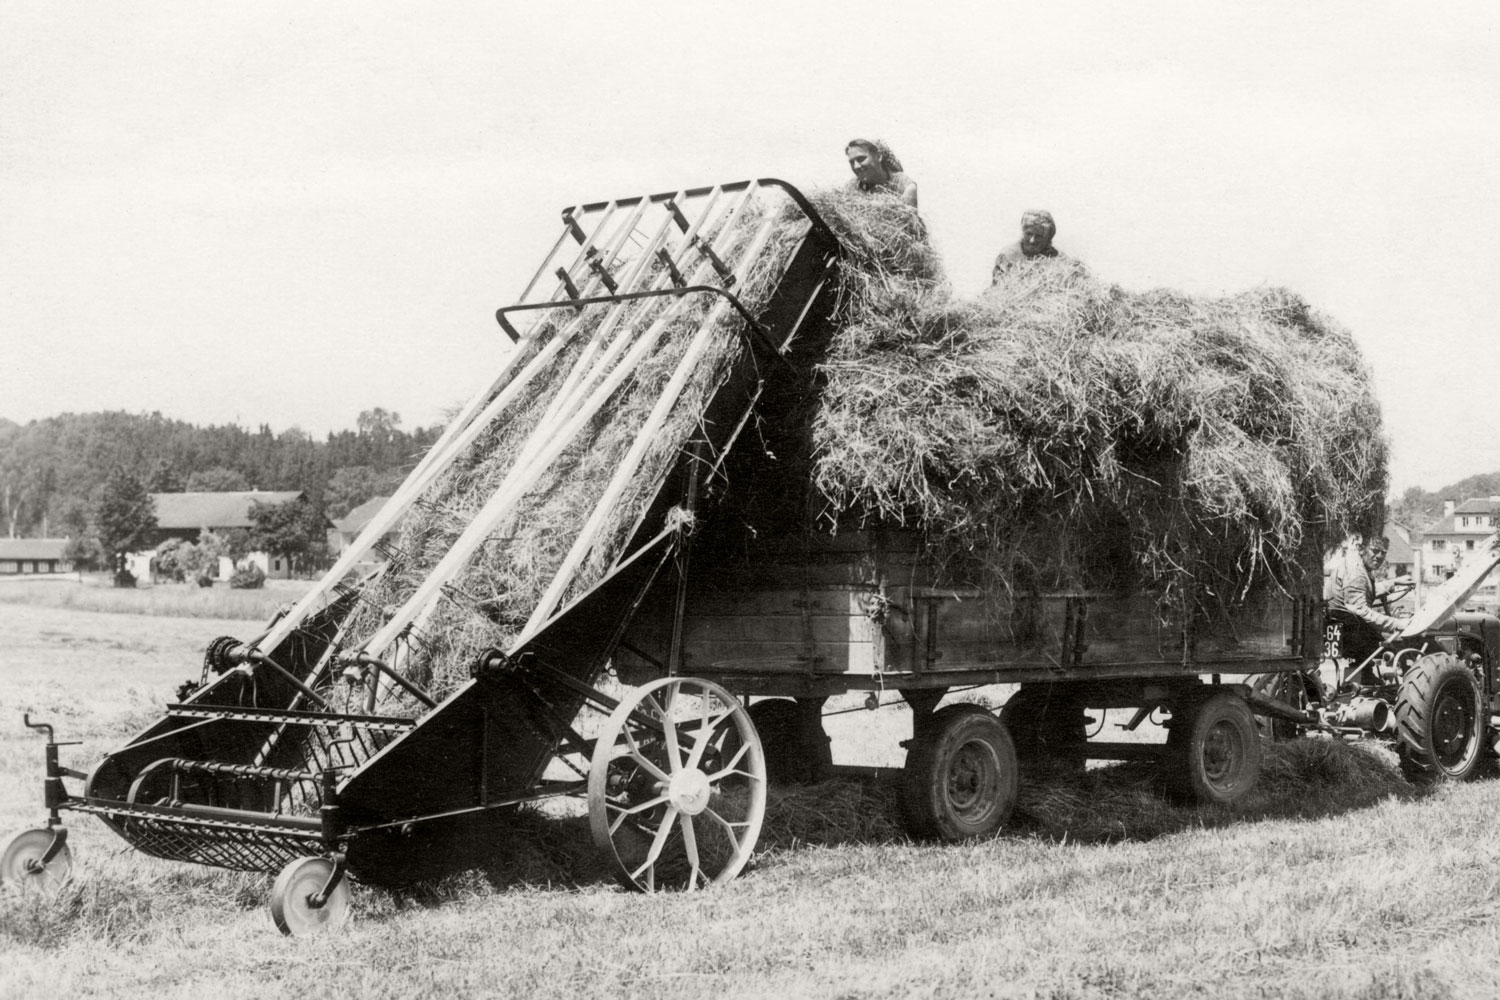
[
  {"xmin": 587, "ymin": 256, "xmax": 619, "ymax": 293},
  {"xmin": 554, "ymin": 267, "xmax": 583, "ymax": 302},
  {"xmin": 693, "ymin": 236, "xmax": 736, "ymax": 288},
  {"xmin": 307, "ymin": 852, "xmax": 348, "ymax": 908},
  {"xmin": 656, "ymin": 248, "xmax": 687, "ymax": 288}
]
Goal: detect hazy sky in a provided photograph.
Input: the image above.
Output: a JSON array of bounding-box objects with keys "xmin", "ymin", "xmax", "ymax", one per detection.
[{"xmin": 3, "ymin": 1, "xmax": 1497, "ymax": 493}]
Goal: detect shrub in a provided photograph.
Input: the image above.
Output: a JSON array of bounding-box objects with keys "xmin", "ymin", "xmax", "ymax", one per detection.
[{"xmin": 229, "ymin": 564, "xmax": 265, "ymax": 590}]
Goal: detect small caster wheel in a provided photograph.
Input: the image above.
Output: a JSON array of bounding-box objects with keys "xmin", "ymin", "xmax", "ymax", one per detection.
[
  {"xmin": 1, "ymin": 828, "xmax": 73, "ymax": 894},
  {"xmin": 269, "ymin": 856, "xmax": 350, "ymax": 936}
]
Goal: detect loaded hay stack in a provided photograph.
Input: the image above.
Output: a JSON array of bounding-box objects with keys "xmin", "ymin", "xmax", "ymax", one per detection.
[
  {"xmin": 804, "ymin": 187, "xmax": 1387, "ymax": 641},
  {"xmin": 342, "ymin": 186, "xmax": 1387, "ymax": 711}
]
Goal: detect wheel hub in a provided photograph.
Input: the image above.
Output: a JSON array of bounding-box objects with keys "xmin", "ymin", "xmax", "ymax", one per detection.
[{"xmin": 667, "ymin": 768, "xmax": 713, "ymax": 816}]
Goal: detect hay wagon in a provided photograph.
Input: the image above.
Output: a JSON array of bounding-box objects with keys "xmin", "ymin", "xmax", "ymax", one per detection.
[{"xmin": 5, "ymin": 178, "xmax": 1318, "ymax": 934}]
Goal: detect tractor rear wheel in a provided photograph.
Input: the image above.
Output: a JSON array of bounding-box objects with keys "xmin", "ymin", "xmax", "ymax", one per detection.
[
  {"xmin": 900, "ymin": 705, "xmax": 1018, "ymax": 840},
  {"xmin": 1394, "ymin": 653, "xmax": 1485, "ymax": 783},
  {"xmin": 1165, "ymin": 691, "xmax": 1262, "ymax": 805}
]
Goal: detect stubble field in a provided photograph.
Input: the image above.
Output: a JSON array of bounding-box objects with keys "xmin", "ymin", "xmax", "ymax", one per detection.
[{"xmin": 3, "ymin": 602, "xmax": 1500, "ymax": 999}]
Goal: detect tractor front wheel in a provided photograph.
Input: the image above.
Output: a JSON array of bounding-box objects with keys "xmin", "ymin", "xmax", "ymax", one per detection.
[{"xmin": 1395, "ymin": 653, "xmax": 1486, "ymax": 783}]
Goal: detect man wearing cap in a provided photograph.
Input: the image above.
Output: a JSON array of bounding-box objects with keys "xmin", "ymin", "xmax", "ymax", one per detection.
[
  {"xmin": 991, "ymin": 210, "xmax": 1064, "ymax": 282},
  {"xmin": 1326, "ymin": 536, "xmax": 1412, "ymax": 669}
]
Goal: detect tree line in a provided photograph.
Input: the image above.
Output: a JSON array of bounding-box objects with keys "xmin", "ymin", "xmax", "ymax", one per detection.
[{"xmin": 0, "ymin": 407, "xmax": 440, "ymax": 545}]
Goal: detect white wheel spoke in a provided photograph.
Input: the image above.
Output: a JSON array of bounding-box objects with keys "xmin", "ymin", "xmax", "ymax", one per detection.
[
  {"xmin": 630, "ymin": 804, "xmax": 680, "ymax": 881},
  {"xmin": 704, "ymin": 742, "xmax": 753, "ymax": 783},
  {"xmin": 678, "ymin": 812, "xmax": 703, "ymax": 890},
  {"xmin": 606, "ymin": 792, "xmax": 671, "ymax": 834},
  {"xmin": 621, "ymin": 725, "xmax": 670, "ymax": 783},
  {"xmin": 656, "ymin": 687, "xmax": 685, "ymax": 773},
  {"xmin": 701, "ymin": 806, "xmax": 746, "ymax": 853},
  {"xmin": 683, "ymin": 708, "xmax": 736, "ymax": 771}
]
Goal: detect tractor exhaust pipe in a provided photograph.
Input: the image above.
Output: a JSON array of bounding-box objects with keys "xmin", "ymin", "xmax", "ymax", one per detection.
[
  {"xmin": 1331, "ymin": 697, "xmax": 1394, "ymax": 734},
  {"xmin": 1245, "ymin": 693, "xmax": 1318, "ymax": 726}
]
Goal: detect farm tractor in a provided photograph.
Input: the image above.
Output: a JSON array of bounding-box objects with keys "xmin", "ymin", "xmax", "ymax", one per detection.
[{"xmin": 1248, "ymin": 542, "xmax": 1500, "ymax": 782}]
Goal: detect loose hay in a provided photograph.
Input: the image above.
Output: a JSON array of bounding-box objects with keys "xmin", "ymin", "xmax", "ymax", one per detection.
[{"xmin": 807, "ymin": 188, "xmax": 1388, "ymax": 623}]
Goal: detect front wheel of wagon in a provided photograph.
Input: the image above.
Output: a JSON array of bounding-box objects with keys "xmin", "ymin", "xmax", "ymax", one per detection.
[
  {"xmin": 1, "ymin": 828, "xmax": 73, "ymax": 894},
  {"xmin": 1165, "ymin": 691, "xmax": 1262, "ymax": 805},
  {"xmin": 588, "ymin": 676, "xmax": 767, "ymax": 892},
  {"xmin": 900, "ymin": 705, "xmax": 1018, "ymax": 841},
  {"xmin": 269, "ymin": 857, "xmax": 351, "ymax": 937}
]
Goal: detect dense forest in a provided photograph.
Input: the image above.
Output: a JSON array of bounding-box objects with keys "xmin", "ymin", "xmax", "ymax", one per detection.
[{"xmin": 0, "ymin": 409, "xmax": 441, "ymax": 539}]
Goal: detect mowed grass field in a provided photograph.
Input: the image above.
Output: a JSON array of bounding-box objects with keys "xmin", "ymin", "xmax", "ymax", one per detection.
[{"xmin": 3, "ymin": 603, "xmax": 1500, "ymax": 999}]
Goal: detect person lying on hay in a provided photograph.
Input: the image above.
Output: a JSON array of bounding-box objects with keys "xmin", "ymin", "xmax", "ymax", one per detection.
[
  {"xmin": 845, "ymin": 138, "xmax": 918, "ymax": 208},
  {"xmin": 991, "ymin": 209, "xmax": 1066, "ymax": 281},
  {"xmin": 1326, "ymin": 535, "xmax": 1412, "ymax": 669}
]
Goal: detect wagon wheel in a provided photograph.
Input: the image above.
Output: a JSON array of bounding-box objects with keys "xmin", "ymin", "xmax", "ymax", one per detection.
[
  {"xmin": 1164, "ymin": 692, "xmax": 1262, "ymax": 805},
  {"xmin": 900, "ymin": 704, "xmax": 1018, "ymax": 841},
  {"xmin": 1, "ymin": 828, "xmax": 73, "ymax": 894},
  {"xmin": 269, "ymin": 856, "xmax": 351, "ymax": 936},
  {"xmin": 587, "ymin": 676, "xmax": 767, "ymax": 892}
]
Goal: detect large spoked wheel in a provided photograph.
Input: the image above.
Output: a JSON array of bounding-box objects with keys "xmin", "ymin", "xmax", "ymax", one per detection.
[
  {"xmin": 588, "ymin": 676, "xmax": 767, "ymax": 892},
  {"xmin": 1165, "ymin": 692, "xmax": 1262, "ymax": 805},
  {"xmin": 1, "ymin": 828, "xmax": 73, "ymax": 894},
  {"xmin": 269, "ymin": 857, "xmax": 351, "ymax": 937},
  {"xmin": 1395, "ymin": 653, "xmax": 1485, "ymax": 782},
  {"xmin": 900, "ymin": 704, "xmax": 1019, "ymax": 840}
]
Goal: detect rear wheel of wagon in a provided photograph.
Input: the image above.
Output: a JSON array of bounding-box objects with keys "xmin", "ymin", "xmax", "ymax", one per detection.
[
  {"xmin": 1164, "ymin": 691, "xmax": 1262, "ymax": 805},
  {"xmin": 588, "ymin": 677, "xmax": 767, "ymax": 891},
  {"xmin": 1395, "ymin": 653, "xmax": 1485, "ymax": 783},
  {"xmin": 1000, "ymin": 685, "xmax": 1088, "ymax": 775},
  {"xmin": 900, "ymin": 705, "xmax": 1018, "ymax": 840},
  {"xmin": 745, "ymin": 698, "xmax": 832, "ymax": 785}
]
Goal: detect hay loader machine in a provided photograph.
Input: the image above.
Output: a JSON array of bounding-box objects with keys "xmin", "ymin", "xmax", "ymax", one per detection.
[
  {"xmin": 6, "ymin": 178, "xmax": 1327, "ymax": 935},
  {"xmin": 1247, "ymin": 540, "xmax": 1500, "ymax": 781}
]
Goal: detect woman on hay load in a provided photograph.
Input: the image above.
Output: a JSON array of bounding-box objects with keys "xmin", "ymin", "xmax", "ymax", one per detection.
[{"xmin": 846, "ymin": 138, "xmax": 918, "ymax": 208}]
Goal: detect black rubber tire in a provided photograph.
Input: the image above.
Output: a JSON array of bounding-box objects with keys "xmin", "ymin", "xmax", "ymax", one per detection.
[
  {"xmin": 900, "ymin": 704, "xmax": 1018, "ymax": 841},
  {"xmin": 1000, "ymin": 685, "xmax": 1088, "ymax": 774},
  {"xmin": 745, "ymin": 699, "xmax": 831, "ymax": 785},
  {"xmin": 1394, "ymin": 653, "xmax": 1485, "ymax": 782},
  {"xmin": 1164, "ymin": 691, "xmax": 1263, "ymax": 805},
  {"xmin": 1246, "ymin": 671, "xmax": 1313, "ymax": 742}
]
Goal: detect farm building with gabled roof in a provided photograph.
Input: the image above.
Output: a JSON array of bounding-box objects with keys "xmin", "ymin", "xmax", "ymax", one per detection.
[
  {"xmin": 136, "ymin": 490, "xmax": 311, "ymax": 581},
  {"xmin": 0, "ymin": 538, "xmax": 73, "ymax": 576}
]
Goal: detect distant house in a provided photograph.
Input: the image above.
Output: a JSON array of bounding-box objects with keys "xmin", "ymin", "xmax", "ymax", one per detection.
[
  {"xmin": 1416, "ymin": 496, "xmax": 1500, "ymax": 610},
  {"xmin": 0, "ymin": 538, "xmax": 74, "ymax": 576},
  {"xmin": 330, "ymin": 496, "xmax": 395, "ymax": 557},
  {"xmin": 138, "ymin": 490, "xmax": 310, "ymax": 580}
]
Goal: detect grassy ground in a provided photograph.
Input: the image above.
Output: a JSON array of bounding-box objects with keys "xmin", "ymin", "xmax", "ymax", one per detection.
[
  {"xmin": 0, "ymin": 575, "xmax": 313, "ymax": 621},
  {"xmin": 2, "ymin": 603, "xmax": 1498, "ymax": 999}
]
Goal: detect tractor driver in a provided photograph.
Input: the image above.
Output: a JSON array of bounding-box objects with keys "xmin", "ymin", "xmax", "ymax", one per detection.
[
  {"xmin": 846, "ymin": 139, "xmax": 918, "ymax": 208},
  {"xmin": 1326, "ymin": 536, "xmax": 1412, "ymax": 668}
]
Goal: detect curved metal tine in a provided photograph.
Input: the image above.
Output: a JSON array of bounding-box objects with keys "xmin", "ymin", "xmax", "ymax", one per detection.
[
  {"xmin": 515, "ymin": 201, "xmax": 587, "ymax": 305},
  {"xmin": 523, "ymin": 195, "xmax": 778, "ymax": 632},
  {"xmin": 545, "ymin": 201, "xmax": 620, "ymax": 302},
  {"xmin": 532, "ymin": 194, "xmax": 660, "ymax": 429},
  {"xmin": 525, "ymin": 183, "xmax": 754, "ymax": 451},
  {"xmin": 533, "ymin": 186, "xmax": 727, "ymax": 429}
]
